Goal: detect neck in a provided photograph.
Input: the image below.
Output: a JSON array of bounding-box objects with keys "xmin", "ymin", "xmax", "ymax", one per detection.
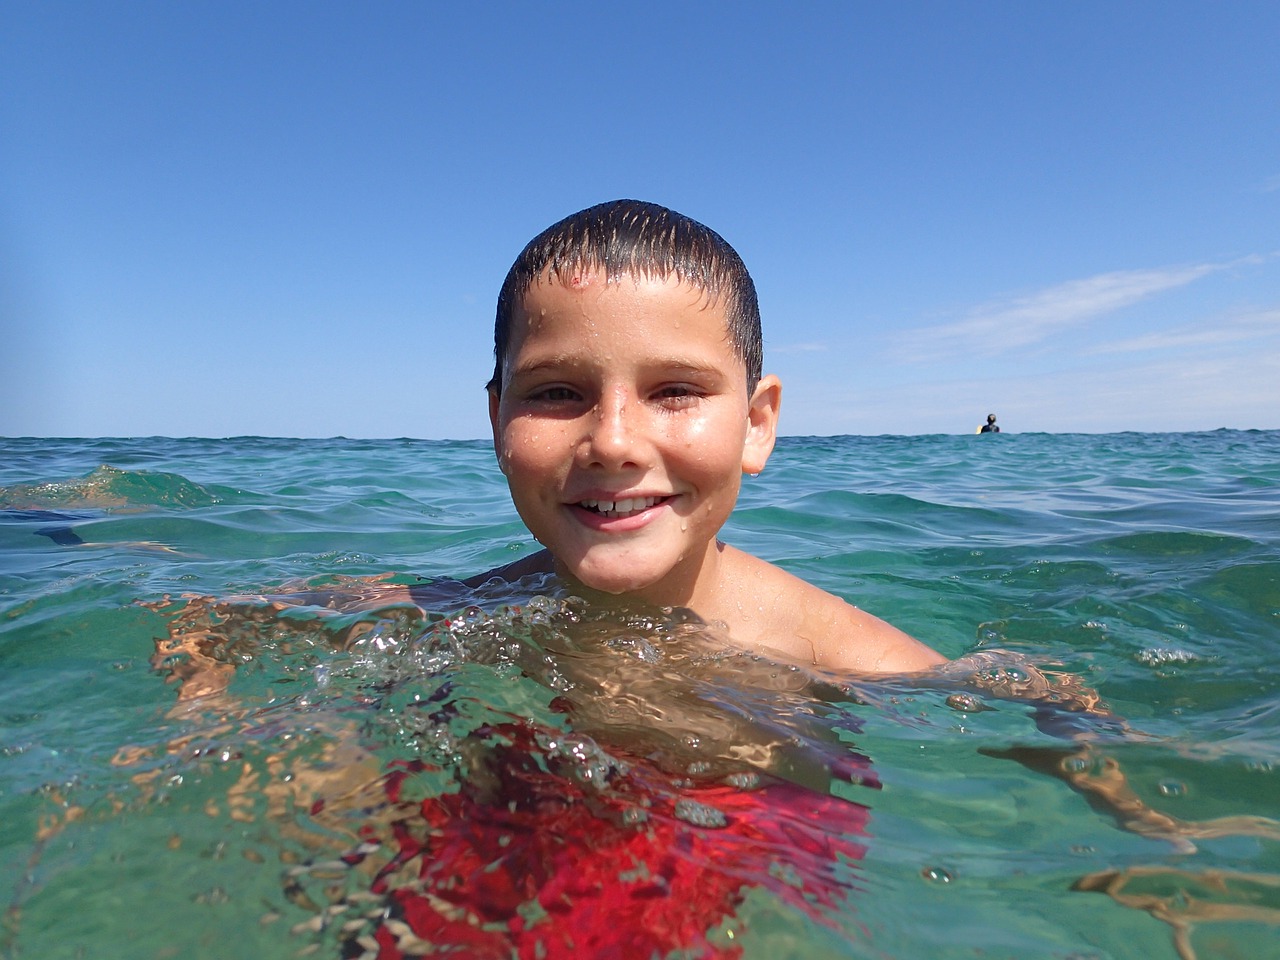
[{"xmin": 553, "ymin": 539, "xmax": 729, "ymax": 616}]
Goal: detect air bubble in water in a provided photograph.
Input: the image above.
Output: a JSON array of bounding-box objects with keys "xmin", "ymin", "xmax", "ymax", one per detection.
[
  {"xmin": 674, "ymin": 799, "xmax": 727, "ymax": 828},
  {"xmin": 1158, "ymin": 779, "xmax": 1187, "ymax": 798},
  {"xmin": 1063, "ymin": 755, "xmax": 1090, "ymax": 774},
  {"xmin": 945, "ymin": 692, "xmax": 991, "ymax": 713},
  {"xmin": 921, "ymin": 866, "xmax": 953, "ymax": 884}
]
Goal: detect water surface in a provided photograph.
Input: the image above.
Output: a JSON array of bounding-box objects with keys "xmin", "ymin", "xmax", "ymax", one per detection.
[{"xmin": 2, "ymin": 431, "xmax": 1278, "ymax": 959}]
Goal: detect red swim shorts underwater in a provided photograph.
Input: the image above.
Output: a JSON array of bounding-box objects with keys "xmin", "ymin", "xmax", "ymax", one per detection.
[{"xmin": 324, "ymin": 722, "xmax": 877, "ymax": 959}]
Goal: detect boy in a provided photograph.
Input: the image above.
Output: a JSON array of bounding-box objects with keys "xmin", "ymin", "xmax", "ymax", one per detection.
[
  {"xmin": 149, "ymin": 200, "xmax": 1269, "ymax": 864},
  {"xmin": 474, "ymin": 199, "xmax": 944, "ymax": 675}
]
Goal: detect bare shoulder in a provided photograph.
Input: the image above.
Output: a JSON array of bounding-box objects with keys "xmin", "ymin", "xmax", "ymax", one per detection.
[
  {"xmin": 462, "ymin": 549, "xmax": 555, "ymax": 588},
  {"xmin": 722, "ymin": 549, "xmax": 946, "ymax": 675}
]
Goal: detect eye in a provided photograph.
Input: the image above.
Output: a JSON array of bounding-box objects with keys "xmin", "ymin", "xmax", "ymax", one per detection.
[
  {"xmin": 652, "ymin": 384, "xmax": 704, "ymax": 406},
  {"xmin": 530, "ymin": 385, "xmax": 582, "ymax": 403}
]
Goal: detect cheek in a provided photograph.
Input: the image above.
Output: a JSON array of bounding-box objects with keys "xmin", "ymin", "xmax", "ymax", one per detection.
[
  {"xmin": 673, "ymin": 407, "xmax": 737, "ymax": 447},
  {"xmin": 499, "ymin": 419, "xmax": 564, "ymax": 480},
  {"xmin": 677, "ymin": 412, "xmax": 747, "ymax": 466}
]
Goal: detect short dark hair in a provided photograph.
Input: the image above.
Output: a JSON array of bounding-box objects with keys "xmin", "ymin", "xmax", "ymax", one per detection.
[{"xmin": 489, "ymin": 199, "xmax": 762, "ymax": 393}]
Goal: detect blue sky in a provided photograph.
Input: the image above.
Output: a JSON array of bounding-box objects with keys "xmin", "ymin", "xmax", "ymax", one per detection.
[{"xmin": 3, "ymin": 1, "xmax": 1278, "ymax": 439}]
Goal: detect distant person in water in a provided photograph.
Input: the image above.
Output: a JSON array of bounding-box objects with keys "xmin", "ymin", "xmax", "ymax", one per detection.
[
  {"xmin": 978, "ymin": 413, "xmax": 1000, "ymax": 433},
  {"xmin": 473, "ymin": 199, "xmax": 944, "ymax": 675}
]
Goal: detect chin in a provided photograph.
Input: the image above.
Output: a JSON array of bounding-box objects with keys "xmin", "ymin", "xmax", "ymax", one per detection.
[
  {"xmin": 576, "ymin": 572, "xmax": 654, "ymax": 597},
  {"xmin": 568, "ymin": 559, "xmax": 672, "ymax": 600}
]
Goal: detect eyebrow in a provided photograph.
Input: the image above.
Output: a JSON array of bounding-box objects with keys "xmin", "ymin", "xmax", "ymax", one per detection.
[
  {"xmin": 507, "ymin": 354, "xmax": 583, "ymax": 379},
  {"xmin": 509, "ymin": 355, "xmax": 730, "ymax": 379}
]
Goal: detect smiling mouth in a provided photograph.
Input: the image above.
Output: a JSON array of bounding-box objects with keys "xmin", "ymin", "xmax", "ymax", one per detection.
[{"xmin": 576, "ymin": 496, "xmax": 670, "ymax": 519}]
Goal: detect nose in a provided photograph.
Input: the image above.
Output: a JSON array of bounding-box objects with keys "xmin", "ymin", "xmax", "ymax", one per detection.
[{"xmin": 581, "ymin": 385, "xmax": 649, "ymax": 470}]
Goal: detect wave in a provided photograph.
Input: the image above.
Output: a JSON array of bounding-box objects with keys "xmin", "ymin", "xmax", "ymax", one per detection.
[{"xmin": 0, "ymin": 464, "xmax": 223, "ymax": 511}]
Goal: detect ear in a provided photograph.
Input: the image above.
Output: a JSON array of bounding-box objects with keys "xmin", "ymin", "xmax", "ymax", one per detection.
[
  {"xmin": 488, "ymin": 387, "xmax": 507, "ymax": 473},
  {"xmin": 741, "ymin": 374, "xmax": 781, "ymax": 476}
]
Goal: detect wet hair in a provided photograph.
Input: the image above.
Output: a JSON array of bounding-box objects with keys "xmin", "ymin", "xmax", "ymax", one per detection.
[{"xmin": 488, "ymin": 199, "xmax": 762, "ymax": 394}]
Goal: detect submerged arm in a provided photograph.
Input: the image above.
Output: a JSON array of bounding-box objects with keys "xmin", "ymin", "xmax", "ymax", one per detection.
[
  {"xmin": 930, "ymin": 651, "xmax": 1280, "ymax": 850},
  {"xmin": 145, "ymin": 574, "xmax": 446, "ymax": 702},
  {"xmin": 982, "ymin": 743, "xmax": 1280, "ymax": 851}
]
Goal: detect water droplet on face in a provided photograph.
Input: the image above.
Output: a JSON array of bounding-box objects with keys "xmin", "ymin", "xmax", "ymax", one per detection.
[{"xmin": 921, "ymin": 866, "xmax": 954, "ymax": 884}]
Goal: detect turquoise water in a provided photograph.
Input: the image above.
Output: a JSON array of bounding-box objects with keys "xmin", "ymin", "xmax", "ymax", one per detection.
[{"xmin": 2, "ymin": 432, "xmax": 1278, "ymax": 959}]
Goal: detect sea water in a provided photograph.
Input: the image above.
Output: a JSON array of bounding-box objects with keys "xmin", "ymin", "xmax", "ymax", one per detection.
[{"xmin": 1, "ymin": 432, "xmax": 1278, "ymax": 959}]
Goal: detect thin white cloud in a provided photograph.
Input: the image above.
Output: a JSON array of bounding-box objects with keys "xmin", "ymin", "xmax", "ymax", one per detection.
[
  {"xmin": 1090, "ymin": 306, "xmax": 1280, "ymax": 355},
  {"xmin": 905, "ymin": 262, "xmax": 1227, "ymax": 359},
  {"xmin": 769, "ymin": 341, "xmax": 828, "ymax": 354}
]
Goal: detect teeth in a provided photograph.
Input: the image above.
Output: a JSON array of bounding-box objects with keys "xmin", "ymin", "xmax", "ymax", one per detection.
[{"xmin": 580, "ymin": 496, "xmax": 662, "ymax": 515}]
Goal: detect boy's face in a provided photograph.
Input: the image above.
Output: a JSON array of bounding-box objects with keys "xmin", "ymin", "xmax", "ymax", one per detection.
[{"xmin": 490, "ymin": 268, "xmax": 780, "ymax": 604}]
